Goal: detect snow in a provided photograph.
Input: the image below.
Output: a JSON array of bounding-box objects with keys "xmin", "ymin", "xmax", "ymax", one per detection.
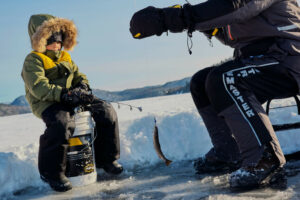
[{"xmin": 1, "ymin": 93, "xmax": 300, "ymax": 199}]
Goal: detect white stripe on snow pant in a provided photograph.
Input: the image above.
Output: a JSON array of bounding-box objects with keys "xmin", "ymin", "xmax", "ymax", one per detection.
[{"xmin": 222, "ymin": 61, "xmax": 279, "ymax": 146}]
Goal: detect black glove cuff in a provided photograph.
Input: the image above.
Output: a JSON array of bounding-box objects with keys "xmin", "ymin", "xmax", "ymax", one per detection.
[
  {"xmin": 182, "ymin": 4, "xmax": 196, "ymax": 33},
  {"xmin": 162, "ymin": 7, "xmax": 187, "ymax": 33}
]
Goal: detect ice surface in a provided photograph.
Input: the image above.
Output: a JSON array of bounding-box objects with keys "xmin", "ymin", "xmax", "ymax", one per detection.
[{"xmin": 1, "ymin": 94, "xmax": 300, "ymax": 199}]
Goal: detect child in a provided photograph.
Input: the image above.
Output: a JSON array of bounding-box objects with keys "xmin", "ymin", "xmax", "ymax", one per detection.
[{"xmin": 22, "ymin": 14, "xmax": 123, "ymax": 192}]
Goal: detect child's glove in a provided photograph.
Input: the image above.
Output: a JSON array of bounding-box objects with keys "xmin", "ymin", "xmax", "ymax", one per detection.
[
  {"xmin": 130, "ymin": 5, "xmax": 187, "ymax": 39},
  {"xmin": 75, "ymin": 81, "xmax": 92, "ymax": 93},
  {"xmin": 60, "ymin": 88, "xmax": 94, "ymax": 107}
]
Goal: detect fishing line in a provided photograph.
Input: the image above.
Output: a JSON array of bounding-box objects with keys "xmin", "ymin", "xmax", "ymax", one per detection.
[{"xmin": 108, "ymin": 100, "xmax": 171, "ymax": 165}]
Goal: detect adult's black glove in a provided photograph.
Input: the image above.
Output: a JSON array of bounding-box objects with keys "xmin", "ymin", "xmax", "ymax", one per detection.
[
  {"xmin": 130, "ymin": 5, "xmax": 188, "ymax": 39},
  {"xmin": 130, "ymin": 6, "xmax": 166, "ymax": 39},
  {"xmin": 60, "ymin": 88, "xmax": 94, "ymax": 107}
]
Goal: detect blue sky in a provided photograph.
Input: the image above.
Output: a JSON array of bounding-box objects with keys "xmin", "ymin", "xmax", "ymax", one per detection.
[{"xmin": 0, "ymin": 0, "xmax": 233, "ymax": 103}]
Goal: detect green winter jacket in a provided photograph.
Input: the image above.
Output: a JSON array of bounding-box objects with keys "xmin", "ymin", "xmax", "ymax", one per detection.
[{"xmin": 21, "ymin": 14, "xmax": 88, "ymax": 118}]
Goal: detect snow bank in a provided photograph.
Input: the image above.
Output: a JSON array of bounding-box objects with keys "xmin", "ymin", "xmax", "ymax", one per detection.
[
  {"xmin": 0, "ymin": 145, "xmax": 45, "ymax": 199},
  {"xmin": 0, "ymin": 93, "xmax": 300, "ymax": 197}
]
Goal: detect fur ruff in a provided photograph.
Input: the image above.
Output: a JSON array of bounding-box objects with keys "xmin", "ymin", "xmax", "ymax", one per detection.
[{"xmin": 31, "ymin": 18, "xmax": 77, "ymax": 52}]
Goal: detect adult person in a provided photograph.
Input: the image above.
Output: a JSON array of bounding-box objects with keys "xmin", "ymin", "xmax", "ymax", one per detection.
[{"xmin": 129, "ymin": 0, "xmax": 300, "ymax": 189}]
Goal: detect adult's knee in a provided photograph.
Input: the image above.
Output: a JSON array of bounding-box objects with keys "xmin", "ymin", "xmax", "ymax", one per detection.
[
  {"xmin": 190, "ymin": 67, "xmax": 212, "ymax": 95},
  {"xmin": 205, "ymin": 69, "xmax": 231, "ymax": 112},
  {"xmin": 205, "ymin": 69, "xmax": 224, "ymax": 93}
]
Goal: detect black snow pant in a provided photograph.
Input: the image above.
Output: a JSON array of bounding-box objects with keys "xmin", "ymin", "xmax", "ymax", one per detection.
[
  {"xmin": 38, "ymin": 97, "xmax": 120, "ymax": 179},
  {"xmin": 190, "ymin": 56, "xmax": 298, "ymax": 167}
]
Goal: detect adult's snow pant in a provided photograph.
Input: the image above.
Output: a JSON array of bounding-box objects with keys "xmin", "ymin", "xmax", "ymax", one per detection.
[
  {"xmin": 190, "ymin": 56, "xmax": 298, "ymax": 167},
  {"xmin": 38, "ymin": 98, "xmax": 120, "ymax": 179}
]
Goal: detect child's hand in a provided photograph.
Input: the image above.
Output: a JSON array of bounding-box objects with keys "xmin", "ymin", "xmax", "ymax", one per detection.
[
  {"xmin": 61, "ymin": 88, "xmax": 94, "ymax": 107},
  {"xmin": 75, "ymin": 81, "xmax": 92, "ymax": 93}
]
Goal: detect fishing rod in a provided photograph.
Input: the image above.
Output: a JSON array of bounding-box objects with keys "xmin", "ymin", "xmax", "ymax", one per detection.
[{"xmin": 109, "ymin": 101, "xmax": 143, "ymax": 112}]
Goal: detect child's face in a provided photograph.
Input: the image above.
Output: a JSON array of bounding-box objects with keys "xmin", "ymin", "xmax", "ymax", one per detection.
[{"xmin": 46, "ymin": 42, "xmax": 62, "ymax": 51}]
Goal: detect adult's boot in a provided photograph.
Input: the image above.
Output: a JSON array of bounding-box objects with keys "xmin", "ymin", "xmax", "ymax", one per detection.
[
  {"xmin": 194, "ymin": 148, "xmax": 241, "ymax": 174},
  {"xmin": 229, "ymin": 147, "xmax": 287, "ymax": 189}
]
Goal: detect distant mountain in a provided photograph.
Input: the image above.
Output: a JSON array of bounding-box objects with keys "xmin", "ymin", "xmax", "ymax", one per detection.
[
  {"xmin": 1, "ymin": 77, "xmax": 191, "ymax": 116},
  {"xmin": 0, "ymin": 104, "xmax": 31, "ymax": 116},
  {"xmin": 11, "ymin": 95, "xmax": 29, "ymax": 106},
  {"xmin": 93, "ymin": 77, "xmax": 191, "ymax": 101}
]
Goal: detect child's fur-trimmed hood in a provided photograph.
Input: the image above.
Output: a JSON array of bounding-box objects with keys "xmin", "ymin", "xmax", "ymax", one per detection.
[{"xmin": 28, "ymin": 14, "xmax": 77, "ymax": 52}]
